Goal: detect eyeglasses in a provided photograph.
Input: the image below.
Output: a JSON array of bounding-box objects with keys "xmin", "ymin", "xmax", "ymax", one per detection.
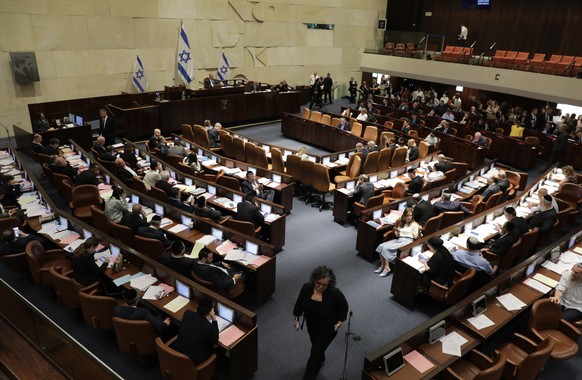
[{"xmin": 315, "ymin": 281, "xmax": 329, "ymax": 288}]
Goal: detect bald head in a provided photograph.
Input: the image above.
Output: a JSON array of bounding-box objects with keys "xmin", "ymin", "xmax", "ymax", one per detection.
[
  {"xmin": 132, "ymin": 204, "xmax": 142, "ymax": 214},
  {"xmin": 115, "ymin": 158, "xmax": 125, "ymax": 167},
  {"xmin": 474, "ymin": 132, "xmax": 482, "ymax": 139},
  {"xmin": 160, "ymin": 171, "xmax": 170, "ymax": 181},
  {"xmin": 97, "ymin": 136, "xmax": 105, "ymax": 145}
]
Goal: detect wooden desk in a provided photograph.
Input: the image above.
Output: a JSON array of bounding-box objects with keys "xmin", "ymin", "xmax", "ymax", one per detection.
[
  {"xmin": 13, "ymin": 123, "xmax": 93, "ymax": 154},
  {"xmin": 458, "ymin": 303, "xmax": 513, "ymax": 339}
]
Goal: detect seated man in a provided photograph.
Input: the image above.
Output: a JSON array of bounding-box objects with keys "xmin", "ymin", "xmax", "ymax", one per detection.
[
  {"xmin": 203, "ymin": 73, "xmax": 217, "ymax": 89},
  {"xmin": 34, "ymin": 113, "xmax": 51, "ymax": 133},
  {"xmin": 452, "ymin": 236, "xmax": 494, "ymax": 275},
  {"xmin": 32, "ymin": 134, "xmax": 44, "ymax": 154},
  {"xmin": 168, "ymin": 139, "xmax": 187, "ymax": 157},
  {"xmin": 193, "ymin": 196, "xmax": 226, "ymax": 224},
  {"xmin": 481, "ymin": 176, "xmax": 501, "ymax": 202},
  {"xmin": 528, "ymin": 195, "xmax": 558, "ymax": 234},
  {"xmin": 43, "ymin": 138, "xmax": 60, "ymax": 156},
  {"xmin": 472, "ymin": 132, "xmax": 488, "ymax": 148},
  {"xmin": 433, "ymin": 191, "xmax": 470, "ymax": 214},
  {"xmin": 171, "ymin": 297, "xmax": 219, "ymax": 365},
  {"xmin": 168, "ymin": 187, "xmax": 194, "ymax": 212},
  {"xmin": 0, "ymin": 176, "xmax": 21, "ymax": 208},
  {"xmin": 367, "ymin": 140, "xmax": 379, "ymax": 153},
  {"xmin": 406, "ymin": 168, "xmax": 423, "ymax": 195},
  {"xmin": 113, "ymin": 289, "xmax": 173, "ymax": 340},
  {"xmin": 355, "ymin": 142, "xmax": 369, "ymax": 162},
  {"xmin": 154, "ymin": 171, "xmax": 175, "ymax": 196},
  {"xmin": 503, "ymin": 206, "xmax": 529, "ymax": 236},
  {"xmin": 120, "ymin": 204, "xmax": 149, "ymax": 233},
  {"xmin": 241, "ymin": 171, "xmax": 274, "ymax": 202},
  {"xmin": 193, "ymin": 249, "xmax": 242, "ymax": 290},
  {"xmin": 434, "ymin": 120, "xmax": 452, "ymax": 134},
  {"xmin": 74, "ymin": 164, "xmax": 100, "ymax": 186},
  {"xmin": 337, "ymin": 117, "xmax": 350, "ymax": 131},
  {"xmin": 119, "ymin": 142, "xmax": 138, "ymax": 169},
  {"xmin": 497, "ymin": 170, "xmax": 510, "ymax": 192},
  {"xmin": 53, "ymin": 156, "xmax": 78, "ymax": 181},
  {"xmin": 433, "ymin": 154, "xmax": 452, "ymax": 173},
  {"xmin": 149, "ymin": 128, "xmax": 167, "ymax": 151},
  {"xmin": 236, "ymin": 193, "xmax": 264, "ymax": 227},
  {"xmin": 483, "ymin": 221, "xmax": 519, "ymax": 256},
  {"xmin": 549, "ymin": 263, "xmax": 582, "ymax": 323},
  {"xmin": 208, "ymin": 123, "xmax": 222, "ymax": 148},
  {"xmin": 142, "ymin": 160, "xmax": 162, "ymax": 191},
  {"xmin": 114, "ymin": 158, "xmax": 139, "ymax": 185},
  {"xmin": 531, "ymin": 188, "xmax": 559, "ymax": 213},
  {"xmin": 0, "ymin": 228, "xmax": 46, "ymax": 256},
  {"xmin": 159, "ymin": 241, "xmax": 194, "ymax": 277},
  {"xmin": 411, "ymin": 193, "xmax": 435, "ymax": 226},
  {"xmin": 0, "ymin": 189, "xmax": 22, "ymax": 219},
  {"xmin": 137, "ymin": 215, "xmax": 172, "ymax": 248},
  {"xmin": 424, "ymin": 131, "xmax": 439, "ymax": 147},
  {"xmin": 93, "ymin": 136, "xmax": 115, "ymax": 161},
  {"xmin": 352, "ymin": 175, "xmax": 374, "ymax": 205}
]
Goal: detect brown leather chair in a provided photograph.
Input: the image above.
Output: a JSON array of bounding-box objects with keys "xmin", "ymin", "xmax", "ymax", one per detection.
[
  {"xmin": 79, "ymin": 290, "xmax": 121, "ymax": 331},
  {"xmin": 515, "ymin": 227, "xmax": 539, "ymax": 262},
  {"xmin": 150, "ymin": 186, "xmax": 169, "ymax": 203},
  {"xmin": 422, "ymin": 214, "xmax": 443, "ymax": 236},
  {"xmin": 244, "ymin": 142, "xmax": 257, "ymax": 166},
  {"xmin": 165, "ymin": 155, "xmax": 183, "ymax": 168},
  {"xmin": 224, "ymin": 219, "xmax": 261, "ymax": 237},
  {"xmin": 25, "ymin": 240, "xmax": 71, "ymax": 285},
  {"xmin": 177, "ymin": 162, "xmax": 196, "ymax": 176},
  {"xmin": 61, "ymin": 178, "xmax": 74, "ymax": 203},
  {"xmin": 193, "ymin": 125, "xmax": 218, "ymax": 151},
  {"xmin": 49, "ymin": 267, "xmax": 99, "ymax": 309},
  {"xmin": 0, "ymin": 216, "xmax": 21, "ymax": 230},
  {"xmin": 270, "ymin": 148, "xmax": 285, "ymax": 173},
  {"xmin": 483, "ymin": 238, "xmax": 521, "ymax": 271},
  {"xmin": 71, "ymin": 185, "xmax": 103, "ymax": 219},
  {"xmin": 302, "ymin": 107, "xmax": 310, "ymax": 119},
  {"xmin": 505, "ymin": 171, "xmax": 522, "ymax": 191},
  {"xmin": 462, "ymin": 194, "xmax": 483, "ymax": 215},
  {"xmin": 408, "ymin": 129, "xmax": 419, "ymax": 138},
  {"xmin": 528, "ymin": 298, "xmax": 581, "ymax": 360},
  {"xmin": 179, "ymin": 124, "xmax": 195, "ymax": 141},
  {"xmin": 36, "ymin": 152, "xmax": 51, "ymax": 165},
  {"xmin": 285, "ymin": 154, "xmax": 302, "ymax": 182},
  {"xmin": 417, "ymin": 141, "xmax": 428, "ymax": 158},
  {"xmin": 190, "ymin": 269, "xmax": 245, "ymax": 299},
  {"xmin": 330, "ymin": 117, "xmax": 340, "ymax": 127},
  {"xmin": 440, "ymin": 211, "xmax": 465, "ymax": 229},
  {"xmin": 350, "ymin": 122, "xmax": 363, "ymax": 137},
  {"xmin": 110, "ymin": 222, "xmax": 136, "ymax": 248},
  {"xmin": 42, "ymin": 162, "xmax": 53, "ymax": 179},
  {"xmin": 320, "ymin": 114, "xmax": 331, "ymax": 126},
  {"xmin": 220, "ymin": 133, "xmax": 234, "ymax": 158},
  {"xmin": 354, "ymin": 194, "xmax": 384, "ymax": 219},
  {"xmin": 309, "ymin": 110, "xmax": 322, "ymax": 123},
  {"xmin": 0, "ymin": 251, "xmax": 28, "ymax": 272},
  {"xmin": 376, "ymin": 148, "xmax": 392, "ymax": 172},
  {"xmin": 382, "ymin": 182, "xmax": 406, "ymax": 202},
  {"xmin": 390, "ymin": 146, "xmax": 407, "ymax": 167},
  {"xmin": 128, "ymin": 177, "xmax": 148, "ymax": 193},
  {"xmin": 298, "ymin": 160, "xmax": 315, "ymax": 201},
  {"xmin": 483, "ymin": 192, "xmax": 503, "ymax": 211},
  {"xmin": 155, "ymin": 336, "xmax": 217, "ymax": 380},
  {"xmin": 361, "ymin": 151, "xmax": 379, "ymax": 174},
  {"xmin": 135, "ymin": 235, "xmax": 167, "ymax": 261},
  {"xmin": 232, "ymin": 137, "xmax": 246, "ymax": 162},
  {"xmin": 379, "ymin": 131, "xmax": 395, "ymax": 147},
  {"xmin": 362, "ymin": 125, "xmax": 378, "ymax": 142},
  {"xmin": 524, "ymin": 136, "xmax": 544, "ymax": 156},
  {"xmin": 451, "ymin": 162, "xmax": 469, "ymax": 179},
  {"xmin": 445, "ymin": 349, "xmax": 506, "ymax": 380},
  {"xmin": 555, "ymin": 183, "xmax": 582, "ymax": 219},
  {"xmin": 443, "ymin": 168, "xmax": 456, "ymax": 183},
  {"xmin": 112, "ymin": 317, "xmax": 159, "ymax": 363},
  {"xmin": 334, "ymin": 154, "xmax": 362, "ymax": 183},
  {"xmin": 90, "ymin": 205, "xmax": 111, "ymax": 236},
  {"xmin": 216, "ymin": 175, "xmax": 241, "ymax": 192},
  {"xmin": 253, "ymin": 145, "xmax": 269, "ymax": 169},
  {"xmin": 51, "ymin": 172, "xmax": 70, "ymax": 193},
  {"xmin": 311, "ymin": 163, "xmax": 335, "ymax": 211},
  {"xmin": 497, "ymin": 334, "xmax": 553, "ymax": 380},
  {"xmin": 428, "ymin": 268, "xmax": 475, "ymax": 306}
]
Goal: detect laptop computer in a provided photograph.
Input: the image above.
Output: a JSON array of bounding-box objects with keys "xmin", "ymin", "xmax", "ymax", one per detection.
[{"xmin": 216, "ymin": 303, "xmax": 235, "ymax": 332}]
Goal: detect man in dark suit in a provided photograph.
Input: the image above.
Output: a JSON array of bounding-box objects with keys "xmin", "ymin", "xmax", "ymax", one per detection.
[
  {"xmin": 155, "ymin": 171, "xmax": 175, "ymax": 196},
  {"xmin": 74, "ymin": 164, "xmax": 100, "ymax": 186},
  {"xmin": 137, "ymin": 215, "xmax": 172, "ymax": 248},
  {"xmin": 355, "ymin": 142, "xmax": 369, "ymax": 162},
  {"xmin": 168, "ymin": 188, "xmax": 194, "ymax": 212},
  {"xmin": 411, "ymin": 193, "xmax": 435, "ymax": 226},
  {"xmin": 203, "ymin": 74, "xmax": 217, "ymax": 89},
  {"xmin": 236, "ymin": 193, "xmax": 264, "ymax": 227},
  {"xmin": 337, "ymin": 117, "xmax": 350, "ymax": 131},
  {"xmin": 33, "ymin": 113, "xmax": 51, "ymax": 132},
  {"xmin": 352, "ymin": 175, "xmax": 375, "ymax": 205},
  {"xmin": 98, "ymin": 108, "xmax": 115, "ymax": 146},
  {"xmin": 149, "ymin": 128, "xmax": 167, "ymax": 151},
  {"xmin": 524, "ymin": 108, "xmax": 537, "ymax": 129},
  {"xmin": 434, "ymin": 191, "xmax": 470, "ymax": 215},
  {"xmin": 31, "ymin": 134, "xmax": 45, "ymax": 154},
  {"xmin": 208, "ymin": 123, "xmax": 222, "ymax": 148},
  {"xmin": 119, "ymin": 142, "xmax": 138, "ymax": 169},
  {"xmin": 115, "ymin": 158, "xmax": 139, "ymax": 186},
  {"xmin": 93, "ymin": 136, "xmax": 108, "ymax": 158},
  {"xmin": 406, "ymin": 169, "xmax": 423, "ymax": 195},
  {"xmin": 120, "ymin": 204, "xmax": 149, "ymax": 233},
  {"xmin": 407, "ymin": 139, "xmax": 419, "ymax": 162},
  {"xmin": 434, "ymin": 120, "xmax": 451, "ymax": 134},
  {"xmin": 0, "ymin": 228, "xmax": 47, "ymax": 256},
  {"xmin": 549, "ymin": 124, "xmax": 568, "ymax": 167},
  {"xmin": 241, "ymin": 171, "xmax": 274, "ymax": 202},
  {"xmin": 171, "ymin": 297, "xmax": 219, "ymax": 365},
  {"xmin": 434, "ymin": 154, "xmax": 452, "ymax": 173},
  {"xmin": 504, "ymin": 206, "xmax": 529, "ymax": 235},
  {"xmin": 193, "ymin": 196, "xmax": 227, "ymax": 224},
  {"xmin": 0, "ymin": 176, "xmax": 21, "ymax": 208},
  {"xmin": 53, "ymin": 156, "xmax": 77, "ymax": 181},
  {"xmin": 322, "ymin": 73, "xmax": 333, "ymax": 104},
  {"xmin": 481, "ymin": 176, "xmax": 501, "ymax": 202},
  {"xmin": 193, "ymin": 249, "xmax": 242, "ymax": 290},
  {"xmin": 483, "ymin": 222, "xmax": 519, "ymax": 256},
  {"xmin": 43, "ymin": 138, "xmax": 60, "ymax": 156},
  {"xmin": 159, "ymin": 241, "xmax": 194, "ymax": 278},
  {"xmin": 528, "ymin": 195, "xmax": 558, "ymax": 234},
  {"xmin": 113, "ymin": 289, "xmax": 172, "ymax": 338}
]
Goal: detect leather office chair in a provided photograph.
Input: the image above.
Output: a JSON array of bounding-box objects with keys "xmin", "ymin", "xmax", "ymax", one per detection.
[
  {"xmin": 49, "ymin": 267, "xmax": 99, "ymax": 309},
  {"xmin": 440, "ymin": 211, "xmax": 465, "ymax": 229},
  {"xmin": 465, "ymin": 134, "xmax": 473, "ymax": 141},
  {"xmin": 408, "ymin": 129, "xmax": 419, "ymax": 138},
  {"xmin": 135, "ymin": 235, "xmax": 167, "ymax": 261},
  {"xmin": 450, "ymin": 127, "xmax": 458, "ymax": 136},
  {"xmin": 129, "ymin": 178, "xmax": 148, "ymax": 193},
  {"xmin": 144, "ymin": 140, "xmax": 152, "ymax": 152},
  {"xmin": 155, "ymin": 336, "xmax": 217, "ymax": 380},
  {"xmin": 376, "ymin": 148, "xmax": 392, "ymax": 172},
  {"xmin": 232, "ymin": 137, "xmax": 246, "ymax": 162},
  {"xmin": 51, "ymin": 172, "xmax": 70, "ymax": 194},
  {"xmin": 484, "ymin": 137, "xmax": 492, "ymax": 149},
  {"xmin": 443, "ymin": 168, "xmax": 457, "ymax": 183},
  {"xmin": 0, "ymin": 251, "xmax": 28, "ymax": 272},
  {"xmin": 0, "ymin": 216, "xmax": 21, "ymax": 230},
  {"xmin": 302, "ymin": 107, "xmax": 310, "ymax": 120},
  {"xmin": 224, "ymin": 219, "xmax": 261, "ymax": 238},
  {"xmin": 244, "ymin": 142, "xmax": 257, "ymax": 166},
  {"xmin": 514, "ymin": 227, "xmax": 539, "ymax": 263},
  {"xmin": 150, "ymin": 186, "xmax": 169, "ymax": 203},
  {"xmin": 382, "ymin": 182, "xmax": 406, "ymax": 202},
  {"xmin": 354, "ymin": 194, "xmax": 384, "ymax": 219},
  {"xmin": 528, "ymin": 299, "xmax": 581, "ymax": 360},
  {"xmin": 497, "ymin": 334, "xmax": 553, "ymax": 380},
  {"xmin": 379, "ymin": 131, "xmax": 395, "ymax": 148},
  {"xmin": 177, "ymin": 162, "xmax": 196, "ymax": 176},
  {"xmin": 25, "ymin": 240, "xmax": 71, "ymax": 285},
  {"xmin": 309, "ymin": 110, "xmax": 322, "ymax": 123},
  {"xmin": 451, "ymin": 162, "xmax": 469, "ymax": 179},
  {"xmin": 311, "ymin": 163, "xmax": 335, "ymax": 211},
  {"xmin": 79, "ymin": 290, "xmax": 121, "ymax": 332},
  {"xmin": 71, "ymin": 185, "xmax": 103, "ymax": 219},
  {"xmin": 483, "ymin": 192, "xmax": 502, "ymax": 211},
  {"xmin": 334, "ymin": 154, "xmax": 361, "ymax": 183},
  {"xmin": 165, "ymin": 155, "xmax": 183, "ymax": 168},
  {"xmin": 112, "ymin": 317, "xmax": 159, "ymax": 365},
  {"xmin": 61, "ymin": 178, "xmax": 74, "ymax": 203},
  {"xmin": 253, "ymin": 145, "xmax": 269, "ymax": 169},
  {"xmin": 270, "ymin": 148, "xmax": 285, "ymax": 173},
  {"xmin": 536, "ymin": 219, "xmax": 558, "ymax": 247},
  {"xmin": 445, "ymin": 349, "xmax": 506, "ymax": 380},
  {"xmin": 417, "ymin": 141, "xmax": 428, "ymax": 158},
  {"xmin": 361, "ymin": 151, "xmax": 379, "ymax": 174},
  {"xmin": 350, "ymin": 122, "xmax": 363, "ymax": 137},
  {"xmin": 42, "ymin": 162, "xmax": 53, "ymax": 179},
  {"xmin": 90, "ymin": 205, "xmax": 111, "ymax": 236},
  {"xmin": 428, "ymin": 268, "xmax": 475, "ymax": 306},
  {"xmin": 362, "ymin": 125, "xmax": 378, "ymax": 142},
  {"xmin": 190, "ymin": 269, "xmax": 245, "ymax": 299},
  {"xmin": 390, "ymin": 147, "xmax": 407, "ymax": 167},
  {"xmin": 505, "ymin": 171, "xmax": 522, "ymax": 190},
  {"xmin": 180, "ymin": 124, "xmax": 195, "ymax": 140},
  {"xmin": 216, "ymin": 175, "xmax": 241, "ymax": 192},
  {"xmin": 110, "ymin": 222, "xmax": 136, "ymax": 248},
  {"xmin": 483, "ymin": 238, "xmax": 521, "ymax": 271},
  {"xmin": 192, "ymin": 125, "xmax": 213, "ymax": 151},
  {"xmin": 330, "ymin": 117, "xmax": 340, "ymax": 127},
  {"xmin": 320, "ymin": 114, "xmax": 331, "ymax": 126},
  {"xmin": 422, "ymin": 214, "xmax": 443, "ymax": 236},
  {"xmin": 285, "ymin": 154, "xmax": 302, "ymax": 182},
  {"xmin": 298, "ymin": 160, "xmax": 316, "ymax": 202},
  {"xmin": 461, "ymin": 194, "xmax": 483, "ymax": 215},
  {"xmin": 220, "ymin": 133, "xmax": 234, "ymax": 158},
  {"xmin": 555, "ymin": 183, "xmax": 582, "ymax": 221},
  {"xmin": 495, "ymin": 127, "xmax": 505, "ymax": 135},
  {"xmin": 36, "ymin": 153, "xmax": 51, "ymax": 165}
]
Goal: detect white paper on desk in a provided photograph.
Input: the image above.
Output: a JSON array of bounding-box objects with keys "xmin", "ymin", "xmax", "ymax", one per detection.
[
  {"xmin": 38, "ymin": 221, "xmax": 60, "ymax": 235},
  {"xmin": 440, "ymin": 331, "xmax": 467, "ymax": 357},
  {"xmin": 65, "ymin": 238, "xmax": 87, "ymax": 253},
  {"xmin": 265, "ymin": 214, "xmax": 280, "ymax": 223},
  {"xmin": 497, "ymin": 293, "xmax": 527, "ymax": 311},
  {"xmin": 467, "ymin": 314, "xmax": 495, "ymax": 330},
  {"xmin": 130, "ymin": 274, "xmax": 158, "ymax": 291},
  {"xmin": 560, "ymin": 251, "xmax": 582, "ymax": 264},
  {"xmin": 0, "ymin": 159, "xmax": 14, "ymax": 165},
  {"xmin": 168, "ymin": 224, "xmax": 189, "ymax": 234},
  {"xmin": 402, "ymin": 256, "xmax": 425, "ymax": 272},
  {"xmin": 337, "ymin": 188, "xmax": 352, "ymax": 195},
  {"xmin": 25, "ymin": 207, "xmax": 51, "ymax": 217},
  {"xmin": 574, "ymin": 247, "xmax": 582, "ymax": 254},
  {"xmin": 160, "ymin": 218, "xmax": 172, "ymax": 227},
  {"xmin": 542, "ymin": 260, "xmax": 570, "ymax": 275},
  {"xmin": 523, "ymin": 278, "xmax": 553, "ymax": 294},
  {"xmin": 52, "ymin": 230, "xmax": 74, "ymax": 240},
  {"xmin": 197, "ymin": 235, "xmax": 217, "ymax": 246},
  {"xmin": 515, "ymin": 206, "xmax": 532, "ymax": 218},
  {"xmin": 224, "ymin": 248, "xmax": 247, "ymax": 262},
  {"xmin": 164, "ymin": 295, "xmax": 190, "ymax": 313},
  {"xmin": 17, "ymin": 195, "xmax": 38, "ymax": 204},
  {"xmin": 143, "ymin": 285, "xmax": 165, "ymax": 300}
]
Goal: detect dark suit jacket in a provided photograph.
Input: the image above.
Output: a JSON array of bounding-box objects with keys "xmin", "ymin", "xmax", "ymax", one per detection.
[
  {"xmin": 208, "ymin": 128, "xmax": 220, "ymax": 148},
  {"xmin": 72, "ymin": 252, "xmax": 107, "ymax": 286},
  {"xmin": 74, "ymin": 170, "xmax": 99, "ymax": 186},
  {"xmin": 120, "ymin": 212, "xmax": 149, "ymax": 233},
  {"xmin": 353, "ymin": 182, "xmax": 375, "ymax": 205},
  {"xmin": 408, "ymin": 146, "xmax": 419, "ymax": 161},
  {"xmin": 481, "ymin": 183, "xmax": 500, "ymax": 201},
  {"xmin": 32, "ymin": 142, "xmax": 45, "ymax": 154},
  {"xmin": 203, "ymin": 78, "xmax": 216, "ymax": 89},
  {"xmin": 168, "ymin": 197, "xmax": 193, "ymax": 213},
  {"xmin": 119, "ymin": 151, "xmax": 138, "ymax": 169},
  {"xmin": 338, "ymin": 120, "xmax": 350, "ymax": 131},
  {"xmin": 54, "ymin": 164, "xmax": 78, "ymax": 181},
  {"xmin": 155, "ymin": 180, "xmax": 174, "ymax": 196},
  {"xmin": 172, "ymin": 310, "xmax": 218, "ymax": 365},
  {"xmin": 159, "ymin": 252, "xmax": 194, "ymax": 278},
  {"xmin": 236, "ymin": 201, "xmax": 264, "ymax": 227},
  {"xmin": 193, "ymin": 205, "xmax": 223, "ymax": 223},
  {"xmin": 407, "ymin": 175, "xmax": 423, "ymax": 194},
  {"xmin": 98, "ymin": 116, "xmax": 115, "ymax": 142},
  {"xmin": 0, "ymin": 183, "xmax": 21, "ymax": 208},
  {"xmin": 528, "ymin": 208, "xmax": 557, "ymax": 233},
  {"xmin": 192, "ymin": 262, "xmax": 234, "ymax": 290},
  {"xmin": 137, "ymin": 226, "xmax": 172, "ymax": 248},
  {"xmin": 512, "ymin": 217, "xmax": 529, "ymax": 236},
  {"xmin": 113, "ymin": 305, "xmax": 167, "ymax": 333},
  {"xmin": 93, "ymin": 143, "xmax": 108, "ymax": 158},
  {"xmin": 115, "ymin": 167, "xmax": 135, "ymax": 185},
  {"xmin": 34, "ymin": 119, "xmax": 50, "ymax": 132},
  {"xmin": 240, "ymin": 180, "xmax": 256, "ymax": 196},
  {"xmin": 413, "ymin": 200, "xmax": 435, "ymax": 226},
  {"xmin": 488, "ymin": 232, "xmax": 519, "ymax": 256},
  {"xmin": 0, "ymin": 235, "xmax": 45, "ymax": 256},
  {"xmin": 434, "ymin": 160, "xmax": 452, "ymax": 173},
  {"xmin": 43, "ymin": 146, "xmax": 60, "ymax": 156}
]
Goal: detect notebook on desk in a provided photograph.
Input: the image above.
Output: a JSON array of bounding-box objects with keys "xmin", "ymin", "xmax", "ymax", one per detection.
[{"xmin": 216, "ymin": 303, "xmax": 235, "ymax": 332}]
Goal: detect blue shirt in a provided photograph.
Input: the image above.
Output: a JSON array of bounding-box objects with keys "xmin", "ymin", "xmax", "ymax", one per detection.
[{"xmin": 453, "ymin": 249, "xmax": 493, "ymax": 275}]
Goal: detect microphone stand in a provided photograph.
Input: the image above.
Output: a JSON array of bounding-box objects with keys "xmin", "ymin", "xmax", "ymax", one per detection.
[
  {"xmin": 339, "ymin": 311, "xmax": 360, "ymax": 380},
  {"xmin": 0, "ymin": 122, "xmax": 12, "ymax": 149}
]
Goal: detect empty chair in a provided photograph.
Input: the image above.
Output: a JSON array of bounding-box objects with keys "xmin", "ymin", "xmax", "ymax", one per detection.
[
  {"xmin": 311, "ymin": 163, "xmax": 335, "ymax": 211},
  {"xmin": 351, "ymin": 122, "xmax": 363, "ymax": 137},
  {"xmin": 302, "ymin": 107, "xmax": 310, "ymax": 119},
  {"xmin": 330, "ymin": 117, "xmax": 341, "ymax": 127},
  {"xmin": 232, "ymin": 137, "xmax": 246, "ymax": 162},
  {"xmin": 309, "ymin": 111, "xmax": 322, "ymax": 123},
  {"xmin": 110, "ymin": 222, "xmax": 136, "ymax": 248},
  {"xmin": 49, "ymin": 267, "xmax": 98, "ymax": 309},
  {"xmin": 362, "ymin": 125, "xmax": 378, "ymax": 142},
  {"xmin": 216, "ymin": 174, "xmax": 241, "ymax": 192},
  {"xmin": 155, "ymin": 336, "xmax": 217, "ymax": 380},
  {"xmin": 483, "ymin": 191, "xmax": 503, "ymax": 211},
  {"xmin": 244, "ymin": 142, "xmax": 257, "ymax": 166},
  {"xmin": 445, "ymin": 349, "xmax": 506, "ymax": 380},
  {"xmin": 555, "ymin": 183, "xmax": 582, "ymax": 212},
  {"xmin": 497, "ymin": 334, "xmax": 553, "ymax": 380},
  {"xmin": 354, "ymin": 194, "xmax": 384, "ymax": 219},
  {"xmin": 286, "ymin": 155, "xmax": 302, "ymax": 181},
  {"xmin": 376, "ymin": 148, "xmax": 392, "ymax": 172},
  {"xmin": 79, "ymin": 290, "xmax": 121, "ymax": 332},
  {"xmin": 25, "ymin": 240, "xmax": 72, "ymax": 285},
  {"xmin": 490, "ymin": 50, "xmax": 506, "ymax": 65},
  {"xmin": 320, "ymin": 114, "xmax": 331, "ymax": 126},
  {"xmin": 361, "ymin": 151, "xmax": 379, "ymax": 174},
  {"xmin": 135, "ymin": 235, "xmax": 166, "ymax": 261},
  {"xmin": 440, "ymin": 211, "xmax": 465, "ymax": 229},
  {"xmin": 515, "ymin": 227, "xmax": 539, "ymax": 263},
  {"xmin": 71, "ymin": 185, "xmax": 102, "ymax": 219},
  {"xmin": 422, "ymin": 214, "xmax": 443, "ymax": 236},
  {"xmin": 0, "ymin": 251, "xmax": 28, "ymax": 272},
  {"xmin": 451, "ymin": 162, "xmax": 469, "ymax": 179},
  {"xmin": 112, "ymin": 317, "xmax": 159, "ymax": 364},
  {"xmin": 528, "ymin": 298, "xmax": 581, "ymax": 359},
  {"xmin": 429, "ymin": 268, "xmax": 475, "ymax": 306},
  {"xmin": 224, "ymin": 219, "xmax": 261, "ymax": 238},
  {"xmin": 382, "ymin": 182, "xmax": 406, "ymax": 203},
  {"xmin": 253, "ymin": 145, "xmax": 269, "ymax": 169},
  {"xmin": 483, "ymin": 238, "xmax": 521, "ymax": 271},
  {"xmin": 149, "ymin": 186, "xmax": 169, "ymax": 203},
  {"xmin": 382, "ymin": 121, "xmax": 394, "ymax": 130},
  {"xmin": 61, "ymin": 178, "xmax": 73, "ymax": 203},
  {"xmin": 443, "ymin": 168, "xmax": 456, "ymax": 183},
  {"xmin": 220, "ymin": 133, "xmax": 234, "ymax": 158},
  {"xmin": 180, "ymin": 124, "xmax": 195, "ymax": 140},
  {"xmin": 270, "ymin": 148, "xmax": 285, "ymax": 173},
  {"xmin": 408, "ymin": 130, "xmax": 419, "ymax": 138},
  {"xmin": 90, "ymin": 205, "xmax": 111, "ymax": 236},
  {"xmin": 334, "ymin": 154, "xmax": 361, "ymax": 183},
  {"xmin": 417, "ymin": 141, "xmax": 428, "ymax": 158},
  {"xmin": 390, "ymin": 146, "xmax": 407, "ymax": 167}
]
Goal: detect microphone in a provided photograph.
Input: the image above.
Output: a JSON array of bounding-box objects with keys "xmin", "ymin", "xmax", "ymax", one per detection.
[
  {"xmin": 489, "ymin": 42, "xmax": 496, "ymax": 50},
  {"xmin": 133, "ymin": 101, "xmax": 141, "ymax": 108},
  {"xmin": 418, "ymin": 36, "xmax": 426, "ymax": 45},
  {"xmin": 470, "ymin": 41, "xmax": 476, "ymax": 48}
]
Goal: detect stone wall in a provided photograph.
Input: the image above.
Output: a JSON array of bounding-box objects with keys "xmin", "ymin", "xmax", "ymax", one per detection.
[{"xmin": 0, "ymin": 0, "xmax": 386, "ymax": 131}]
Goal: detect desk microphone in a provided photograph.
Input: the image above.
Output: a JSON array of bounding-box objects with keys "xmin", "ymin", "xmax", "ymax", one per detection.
[
  {"xmin": 489, "ymin": 42, "xmax": 497, "ymax": 50},
  {"xmin": 133, "ymin": 101, "xmax": 142, "ymax": 108}
]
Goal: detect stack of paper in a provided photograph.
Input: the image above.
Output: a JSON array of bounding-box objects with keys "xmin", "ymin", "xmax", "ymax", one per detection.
[
  {"xmin": 187, "ymin": 242, "xmax": 206, "ymax": 258},
  {"xmin": 402, "ymin": 256, "xmax": 425, "ymax": 272},
  {"xmin": 542, "ymin": 260, "xmax": 571, "ymax": 275},
  {"xmin": 532, "ymin": 273, "xmax": 558, "ymax": 288},
  {"xmin": 467, "ymin": 314, "xmax": 495, "ymax": 330},
  {"xmin": 403, "ymin": 350, "xmax": 434, "ymax": 373},
  {"xmin": 217, "ymin": 240, "xmax": 237, "ymax": 256},
  {"xmin": 497, "ymin": 293, "xmax": 527, "ymax": 311},
  {"xmin": 440, "ymin": 331, "xmax": 468, "ymax": 357},
  {"xmin": 523, "ymin": 278, "xmax": 552, "ymax": 294},
  {"xmin": 168, "ymin": 224, "xmax": 189, "ymax": 234},
  {"xmin": 130, "ymin": 274, "xmax": 158, "ymax": 291},
  {"xmin": 197, "ymin": 235, "xmax": 217, "ymax": 246},
  {"xmin": 164, "ymin": 296, "xmax": 190, "ymax": 313},
  {"xmin": 560, "ymin": 251, "xmax": 582, "ymax": 264}
]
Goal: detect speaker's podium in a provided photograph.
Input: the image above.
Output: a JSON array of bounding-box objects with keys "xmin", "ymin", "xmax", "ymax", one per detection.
[{"xmin": 164, "ymin": 85, "xmax": 185, "ymax": 101}]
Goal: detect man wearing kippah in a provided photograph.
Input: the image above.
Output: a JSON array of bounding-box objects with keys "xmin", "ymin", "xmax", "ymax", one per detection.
[
  {"xmin": 113, "ymin": 288, "xmax": 172, "ymax": 337},
  {"xmin": 550, "ymin": 263, "xmax": 582, "ymax": 322},
  {"xmin": 451, "ymin": 236, "xmax": 493, "ymax": 275},
  {"xmin": 528, "ymin": 195, "xmax": 558, "ymax": 234}
]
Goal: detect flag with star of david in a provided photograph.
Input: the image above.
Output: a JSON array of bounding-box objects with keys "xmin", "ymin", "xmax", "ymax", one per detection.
[
  {"xmin": 216, "ymin": 51, "xmax": 231, "ymax": 82},
  {"xmin": 132, "ymin": 54, "xmax": 148, "ymax": 93},
  {"xmin": 177, "ymin": 23, "xmax": 194, "ymax": 84}
]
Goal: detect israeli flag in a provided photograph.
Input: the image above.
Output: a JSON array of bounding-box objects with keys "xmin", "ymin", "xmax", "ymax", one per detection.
[
  {"xmin": 132, "ymin": 54, "xmax": 148, "ymax": 93},
  {"xmin": 216, "ymin": 51, "xmax": 231, "ymax": 82},
  {"xmin": 177, "ymin": 23, "xmax": 194, "ymax": 84}
]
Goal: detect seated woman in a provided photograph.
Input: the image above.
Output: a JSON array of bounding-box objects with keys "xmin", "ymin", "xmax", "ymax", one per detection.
[
  {"xmin": 559, "ymin": 165, "xmax": 577, "ymax": 186},
  {"xmin": 71, "ymin": 237, "xmax": 108, "ymax": 287},
  {"xmin": 419, "ymin": 237, "xmax": 455, "ymax": 291},
  {"xmin": 375, "ymin": 208, "xmax": 420, "ymax": 277},
  {"xmin": 183, "ymin": 152, "xmax": 201, "ymax": 174},
  {"xmin": 104, "ymin": 186, "xmax": 128, "ymax": 223}
]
